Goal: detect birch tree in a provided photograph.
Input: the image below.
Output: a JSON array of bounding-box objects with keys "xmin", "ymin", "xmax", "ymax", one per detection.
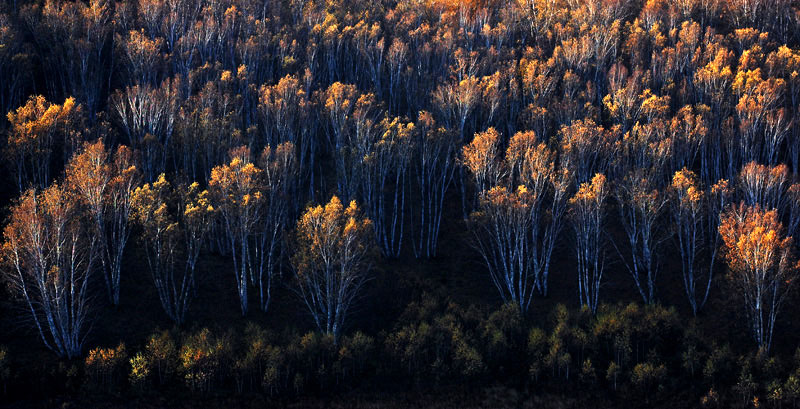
[
  {"xmin": 569, "ymin": 173, "xmax": 609, "ymax": 314},
  {"xmin": 614, "ymin": 171, "xmax": 669, "ymax": 304},
  {"xmin": 23, "ymin": 0, "xmax": 112, "ymax": 117},
  {"xmin": 669, "ymin": 169, "xmax": 712, "ymax": 315},
  {"xmin": 65, "ymin": 140, "xmax": 140, "ymax": 305},
  {"xmin": 292, "ymin": 196, "xmax": 374, "ymax": 344},
  {"xmin": 465, "ymin": 129, "xmax": 571, "ymax": 306},
  {"xmin": 254, "ymin": 142, "xmax": 297, "ymax": 311},
  {"xmin": 362, "ymin": 117, "xmax": 414, "ymax": 258},
  {"xmin": 559, "ymin": 119, "xmax": 618, "ymax": 184},
  {"xmin": 1, "ymin": 184, "xmax": 98, "ymax": 358},
  {"xmin": 6, "ymin": 95, "xmax": 83, "ymax": 192},
  {"xmin": 738, "ymin": 161, "xmax": 791, "ymax": 213},
  {"xmin": 109, "ymin": 78, "xmax": 179, "ymax": 181},
  {"xmin": 209, "ymin": 147, "xmax": 264, "ymax": 316},
  {"xmin": 131, "ymin": 174, "xmax": 182, "ymax": 323},
  {"xmin": 178, "ymin": 182, "xmax": 215, "ymax": 306},
  {"xmin": 509, "ymin": 131, "xmax": 570, "ymax": 296},
  {"xmin": 411, "ymin": 112, "xmax": 457, "ymax": 258},
  {"xmin": 131, "ymin": 174, "xmax": 214, "ymax": 324},
  {"xmin": 719, "ymin": 203, "xmax": 798, "ymax": 353},
  {"xmin": 0, "ymin": 13, "xmax": 28, "ymax": 118},
  {"xmin": 469, "ymin": 185, "xmax": 535, "ymax": 311},
  {"xmin": 257, "ymin": 75, "xmax": 311, "ymax": 202}
]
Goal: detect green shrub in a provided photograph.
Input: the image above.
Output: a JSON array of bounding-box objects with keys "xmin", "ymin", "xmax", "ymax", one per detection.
[
  {"xmin": 784, "ymin": 374, "xmax": 800, "ymax": 407},
  {"xmin": 767, "ymin": 379, "xmax": 784, "ymax": 407},
  {"xmin": 145, "ymin": 330, "xmax": 177, "ymax": 385},
  {"xmin": 580, "ymin": 358, "xmax": 596, "ymax": 386},
  {"xmin": 733, "ymin": 358, "xmax": 758, "ymax": 407},
  {"xmin": 180, "ymin": 328, "xmax": 230, "ymax": 393},
  {"xmin": 700, "ymin": 388, "xmax": 720, "ymax": 408},
  {"xmin": 336, "ymin": 331, "xmax": 374, "ymax": 380},
  {"xmin": 546, "ymin": 304, "xmax": 572, "ymax": 381},
  {"xmin": 681, "ymin": 322, "xmax": 707, "ymax": 378},
  {"xmin": 234, "ymin": 323, "xmax": 272, "ymax": 394},
  {"xmin": 480, "ymin": 302, "xmax": 525, "ymax": 375},
  {"xmin": 703, "ymin": 344, "xmax": 736, "ymax": 388},
  {"xmin": 286, "ymin": 331, "xmax": 337, "ymax": 394},
  {"xmin": 385, "ymin": 298, "xmax": 485, "ymax": 386},
  {"xmin": 260, "ymin": 344, "xmax": 284, "ymax": 396},
  {"xmin": 528, "ymin": 327, "xmax": 547, "ymax": 382}
]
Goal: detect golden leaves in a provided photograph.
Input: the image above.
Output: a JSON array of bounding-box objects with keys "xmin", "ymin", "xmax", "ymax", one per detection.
[
  {"xmin": 639, "ymin": 89, "xmax": 670, "ymax": 120},
  {"xmin": 85, "ymin": 343, "xmax": 126, "ymax": 371},
  {"xmin": 483, "ymin": 185, "xmax": 532, "ymax": 212},
  {"xmin": 506, "ymin": 130, "xmax": 538, "ymax": 170},
  {"xmin": 694, "ymin": 47, "xmax": 734, "ymax": 98},
  {"xmin": 1, "ymin": 182, "xmax": 84, "ymax": 287},
  {"xmin": 571, "ymin": 173, "xmax": 608, "ymax": 206},
  {"xmin": 120, "ymin": 29, "xmax": 163, "ymax": 72},
  {"xmin": 64, "ymin": 140, "xmax": 113, "ymax": 212},
  {"xmin": 209, "ymin": 146, "xmax": 265, "ymax": 212},
  {"xmin": 508, "ymin": 131, "xmax": 554, "ymax": 195},
  {"xmin": 671, "ymin": 168, "xmax": 703, "ymax": 212},
  {"xmin": 131, "ymin": 174, "xmax": 176, "ymax": 239},
  {"xmin": 7, "ymin": 95, "xmax": 82, "ymax": 149},
  {"xmin": 719, "ymin": 203, "xmax": 796, "ymax": 283},
  {"xmin": 182, "ymin": 183, "xmax": 214, "ymax": 225},
  {"xmin": 432, "ymin": 74, "xmax": 481, "ymax": 129},
  {"xmin": 295, "ymin": 195, "xmax": 373, "ymax": 278},
  {"xmin": 462, "ymin": 127, "xmax": 502, "ymax": 187},
  {"xmin": 258, "ymin": 74, "xmax": 308, "ymax": 119},
  {"xmin": 324, "ymin": 82, "xmax": 358, "ymax": 115}
]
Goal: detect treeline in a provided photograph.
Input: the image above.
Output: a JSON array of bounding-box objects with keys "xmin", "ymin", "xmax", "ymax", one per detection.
[
  {"xmin": 1, "ymin": 0, "xmax": 800, "ymax": 405},
  {"xmin": 5, "ymin": 301, "xmax": 800, "ymax": 408}
]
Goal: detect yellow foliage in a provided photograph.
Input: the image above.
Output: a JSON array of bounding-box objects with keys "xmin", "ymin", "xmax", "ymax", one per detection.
[{"xmin": 719, "ymin": 203, "xmax": 796, "ymax": 283}]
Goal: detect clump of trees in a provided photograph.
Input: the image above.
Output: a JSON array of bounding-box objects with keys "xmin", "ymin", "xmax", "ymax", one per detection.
[
  {"xmin": 292, "ymin": 196, "xmax": 375, "ymax": 343},
  {"xmin": 131, "ymin": 174, "xmax": 214, "ymax": 324},
  {"xmin": 10, "ymin": 300, "xmax": 800, "ymax": 407},
  {"xmin": 569, "ymin": 174, "xmax": 609, "ymax": 314},
  {"xmin": 1, "ymin": 183, "xmax": 98, "ymax": 358},
  {"xmin": 3, "ymin": 0, "xmax": 800, "ymax": 405},
  {"xmin": 66, "ymin": 140, "xmax": 139, "ymax": 306},
  {"xmin": 464, "ymin": 128, "xmax": 569, "ymax": 311},
  {"xmin": 6, "ymin": 95, "xmax": 84, "ymax": 192},
  {"xmin": 209, "ymin": 144, "xmax": 295, "ymax": 316},
  {"xmin": 719, "ymin": 203, "xmax": 798, "ymax": 353}
]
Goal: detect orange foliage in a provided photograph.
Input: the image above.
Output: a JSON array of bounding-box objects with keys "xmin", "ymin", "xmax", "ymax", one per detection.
[{"xmin": 719, "ymin": 203, "xmax": 797, "ymax": 350}]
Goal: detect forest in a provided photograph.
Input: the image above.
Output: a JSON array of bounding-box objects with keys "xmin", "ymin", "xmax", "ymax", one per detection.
[{"xmin": 1, "ymin": 0, "xmax": 800, "ymax": 407}]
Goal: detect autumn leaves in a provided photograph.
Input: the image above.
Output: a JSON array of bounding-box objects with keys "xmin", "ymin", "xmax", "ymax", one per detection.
[
  {"xmin": 293, "ymin": 196, "xmax": 373, "ymax": 343},
  {"xmin": 463, "ymin": 128, "xmax": 567, "ymax": 313},
  {"xmin": 2, "ymin": 0, "xmax": 800, "ymax": 364},
  {"xmin": 719, "ymin": 204, "xmax": 796, "ymax": 353},
  {"xmin": 208, "ymin": 144, "xmax": 296, "ymax": 316}
]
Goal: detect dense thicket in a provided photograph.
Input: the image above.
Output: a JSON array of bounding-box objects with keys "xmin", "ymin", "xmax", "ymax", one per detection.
[{"xmin": 1, "ymin": 0, "xmax": 800, "ymax": 406}]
